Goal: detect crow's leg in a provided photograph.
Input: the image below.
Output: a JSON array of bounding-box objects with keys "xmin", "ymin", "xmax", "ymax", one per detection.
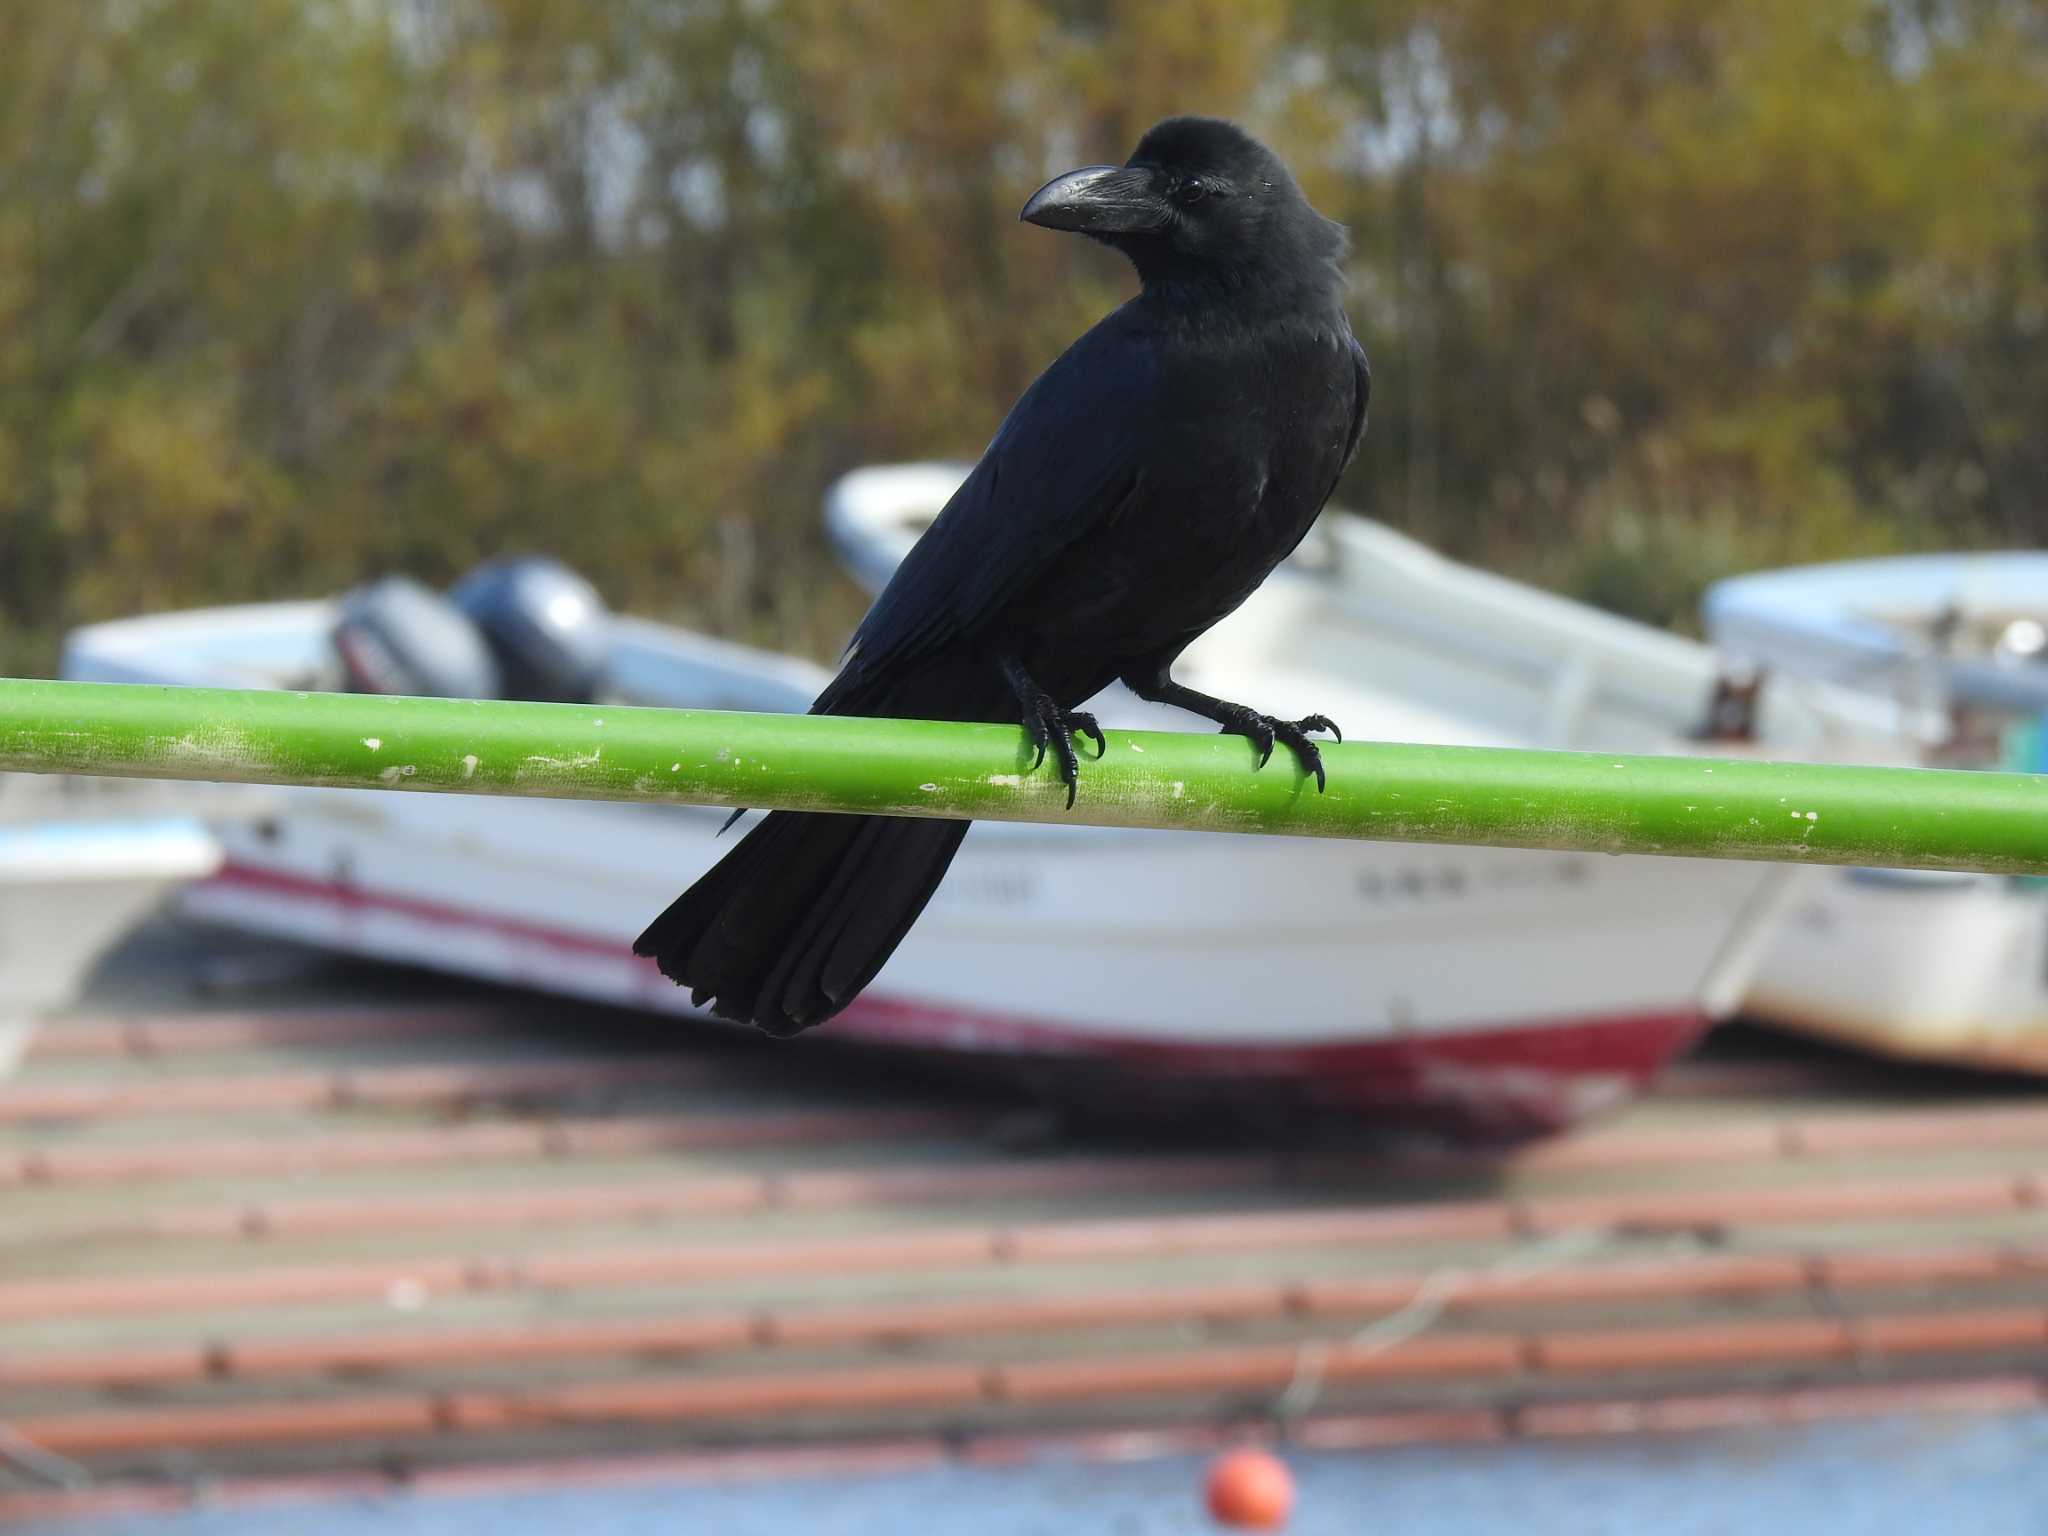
[
  {"xmin": 1120, "ymin": 663, "xmax": 1340, "ymax": 792},
  {"xmin": 997, "ymin": 654, "xmax": 1104, "ymax": 809}
]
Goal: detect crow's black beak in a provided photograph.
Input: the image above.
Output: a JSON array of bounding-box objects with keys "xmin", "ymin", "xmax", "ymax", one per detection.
[{"xmin": 1020, "ymin": 165, "xmax": 1170, "ymax": 235}]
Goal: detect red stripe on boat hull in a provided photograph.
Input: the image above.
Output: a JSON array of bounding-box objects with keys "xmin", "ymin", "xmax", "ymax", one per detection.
[{"xmin": 191, "ymin": 862, "xmax": 1707, "ymax": 1138}]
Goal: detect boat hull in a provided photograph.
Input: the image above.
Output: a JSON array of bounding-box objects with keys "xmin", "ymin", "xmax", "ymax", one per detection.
[
  {"xmin": 1742, "ymin": 868, "xmax": 2048, "ymax": 1074},
  {"xmin": 179, "ymin": 785, "xmax": 1784, "ymax": 1136},
  {"xmin": 0, "ymin": 814, "xmax": 221, "ymax": 1075}
]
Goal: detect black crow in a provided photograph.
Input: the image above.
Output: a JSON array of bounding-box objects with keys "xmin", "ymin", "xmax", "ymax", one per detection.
[{"xmin": 635, "ymin": 116, "xmax": 1369, "ymax": 1037}]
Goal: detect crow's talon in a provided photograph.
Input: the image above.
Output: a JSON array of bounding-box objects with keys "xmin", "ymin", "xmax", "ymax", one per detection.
[
  {"xmin": 1069, "ymin": 711, "xmax": 1107, "ymax": 760},
  {"xmin": 1273, "ymin": 721, "xmax": 1327, "ymax": 793},
  {"xmin": 1021, "ymin": 694, "xmax": 1097, "ymax": 809},
  {"xmin": 1218, "ymin": 707, "xmax": 1275, "ymax": 768},
  {"xmin": 1220, "ymin": 709, "xmax": 1340, "ymax": 792}
]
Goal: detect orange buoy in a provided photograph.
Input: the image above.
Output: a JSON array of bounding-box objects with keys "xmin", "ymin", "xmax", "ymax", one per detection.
[{"xmin": 1205, "ymin": 1447, "xmax": 1295, "ymax": 1529}]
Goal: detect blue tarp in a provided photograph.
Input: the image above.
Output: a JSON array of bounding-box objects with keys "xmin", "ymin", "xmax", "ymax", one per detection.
[{"xmin": 46, "ymin": 1411, "xmax": 2048, "ymax": 1536}]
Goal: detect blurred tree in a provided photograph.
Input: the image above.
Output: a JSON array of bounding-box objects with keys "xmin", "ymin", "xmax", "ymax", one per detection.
[
  {"xmin": 1, "ymin": 0, "xmax": 2044, "ymax": 675},
  {"xmin": 1300, "ymin": 0, "xmax": 2048, "ymax": 614}
]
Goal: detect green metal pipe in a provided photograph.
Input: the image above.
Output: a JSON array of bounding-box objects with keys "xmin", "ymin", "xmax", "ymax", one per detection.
[{"xmin": 2, "ymin": 677, "xmax": 2045, "ymax": 875}]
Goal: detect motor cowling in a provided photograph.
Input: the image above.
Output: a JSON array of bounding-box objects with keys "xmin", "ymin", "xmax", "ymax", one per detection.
[
  {"xmin": 447, "ymin": 556, "xmax": 613, "ymax": 703},
  {"xmin": 333, "ymin": 575, "xmax": 503, "ymax": 699}
]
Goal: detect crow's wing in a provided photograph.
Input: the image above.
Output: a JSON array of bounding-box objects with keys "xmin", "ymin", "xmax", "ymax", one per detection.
[
  {"xmin": 1308, "ymin": 330, "xmax": 1370, "ymax": 520},
  {"xmin": 1292, "ymin": 331, "xmax": 1369, "ymax": 563},
  {"xmin": 827, "ymin": 320, "xmax": 1159, "ymax": 696},
  {"xmin": 1341, "ymin": 334, "xmax": 1371, "ymax": 471}
]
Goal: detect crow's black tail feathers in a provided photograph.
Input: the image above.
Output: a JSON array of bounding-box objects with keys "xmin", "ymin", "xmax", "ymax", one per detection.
[
  {"xmin": 633, "ymin": 810, "xmax": 969, "ymax": 1037},
  {"xmin": 637, "ymin": 653, "xmax": 1001, "ymax": 1037}
]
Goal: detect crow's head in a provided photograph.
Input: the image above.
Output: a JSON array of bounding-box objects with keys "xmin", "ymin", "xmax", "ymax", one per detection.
[{"xmin": 1021, "ymin": 116, "xmax": 1345, "ymax": 292}]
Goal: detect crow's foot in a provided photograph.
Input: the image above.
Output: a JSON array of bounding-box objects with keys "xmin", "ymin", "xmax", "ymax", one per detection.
[
  {"xmin": 1216, "ymin": 707, "xmax": 1341, "ymax": 792},
  {"xmin": 1022, "ymin": 695, "xmax": 1104, "ymax": 809},
  {"xmin": 998, "ymin": 653, "xmax": 1105, "ymax": 809}
]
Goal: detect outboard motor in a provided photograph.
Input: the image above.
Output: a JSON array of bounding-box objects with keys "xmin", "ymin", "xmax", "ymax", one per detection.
[
  {"xmin": 1691, "ymin": 665, "xmax": 1762, "ymax": 743},
  {"xmin": 447, "ymin": 556, "xmax": 613, "ymax": 703},
  {"xmin": 333, "ymin": 575, "xmax": 502, "ymax": 699}
]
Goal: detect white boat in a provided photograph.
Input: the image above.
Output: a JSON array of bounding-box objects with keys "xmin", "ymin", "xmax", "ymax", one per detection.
[
  {"xmin": 58, "ymin": 473, "xmax": 1896, "ymax": 1136},
  {"xmin": 1705, "ymin": 551, "xmax": 2048, "ymax": 730},
  {"xmin": 1706, "ymin": 553, "xmax": 2048, "ymax": 1071},
  {"xmin": 0, "ymin": 775, "xmax": 224, "ymax": 1075},
  {"xmin": 828, "ymin": 465, "xmax": 1931, "ymax": 758}
]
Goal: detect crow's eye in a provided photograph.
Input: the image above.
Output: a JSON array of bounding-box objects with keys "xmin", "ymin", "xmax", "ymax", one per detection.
[{"xmin": 1176, "ymin": 177, "xmax": 1210, "ymax": 206}]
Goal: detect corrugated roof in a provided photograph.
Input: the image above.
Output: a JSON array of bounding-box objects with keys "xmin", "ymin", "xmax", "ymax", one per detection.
[{"xmin": 5, "ymin": 918, "xmax": 2048, "ymax": 1525}]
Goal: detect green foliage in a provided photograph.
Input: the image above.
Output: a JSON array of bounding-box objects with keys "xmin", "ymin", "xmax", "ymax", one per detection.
[{"xmin": 4, "ymin": 0, "xmax": 2046, "ymax": 672}]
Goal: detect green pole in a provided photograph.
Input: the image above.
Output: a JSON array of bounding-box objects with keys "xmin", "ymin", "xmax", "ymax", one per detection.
[{"xmin": 2, "ymin": 677, "xmax": 2044, "ymax": 875}]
